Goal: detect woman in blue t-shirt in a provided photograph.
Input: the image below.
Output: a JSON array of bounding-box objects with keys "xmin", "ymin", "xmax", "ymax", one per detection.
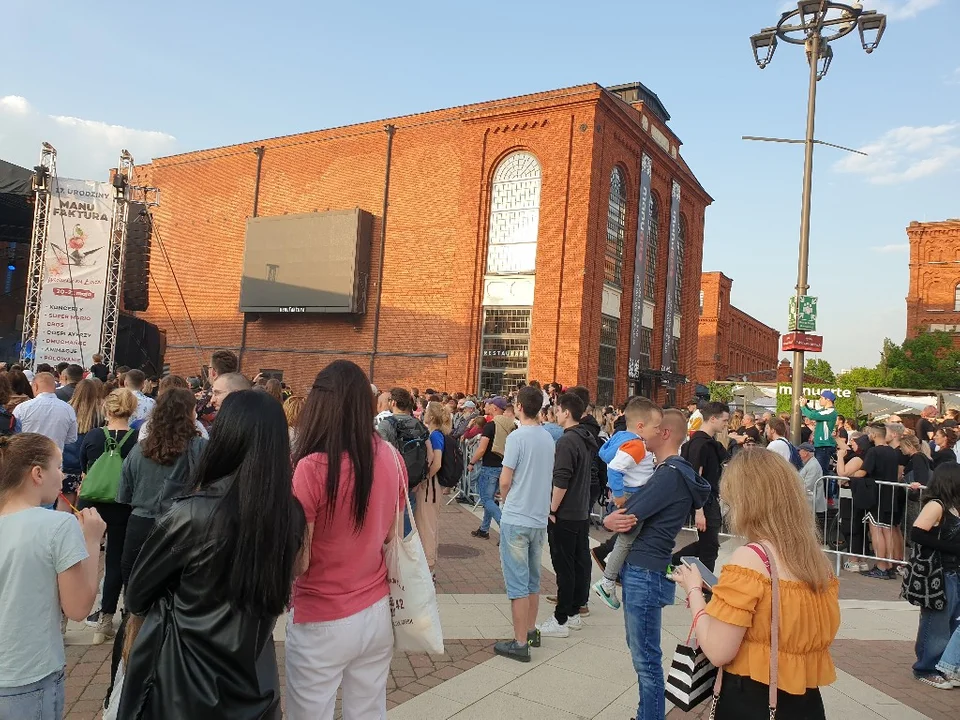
[{"xmin": 417, "ymin": 402, "xmax": 450, "ymax": 578}]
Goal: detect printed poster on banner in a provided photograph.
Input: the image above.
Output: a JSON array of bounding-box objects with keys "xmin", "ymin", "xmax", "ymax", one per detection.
[{"xmin": 34, "ymin": 178, "xmax": 112, "ymax": 368}]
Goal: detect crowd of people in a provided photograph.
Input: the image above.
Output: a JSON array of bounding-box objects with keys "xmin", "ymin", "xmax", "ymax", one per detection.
[{"xmin": 1, "ymin": 353, "xmax": 959, "ymax": 720}]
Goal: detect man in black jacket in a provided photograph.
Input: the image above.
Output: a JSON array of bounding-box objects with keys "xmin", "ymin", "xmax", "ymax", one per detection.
[
  {"xmin": 672, "ymin": 401, "xmax": 729, "ymax": 572},
  {"xmin": 539, "ymin": 392, "xmax": 597, "ymax": 638}
]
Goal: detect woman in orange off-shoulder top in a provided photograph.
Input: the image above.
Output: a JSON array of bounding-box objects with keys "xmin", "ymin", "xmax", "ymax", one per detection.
[{"xmin": 673, "ymin": 448, "xmax": 841, "ymax": 720}]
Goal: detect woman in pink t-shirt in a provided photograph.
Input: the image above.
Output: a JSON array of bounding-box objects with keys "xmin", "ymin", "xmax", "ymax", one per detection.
[{"xmin": 285, "ymin": 360, "xmax": 405, "ymax": 720}]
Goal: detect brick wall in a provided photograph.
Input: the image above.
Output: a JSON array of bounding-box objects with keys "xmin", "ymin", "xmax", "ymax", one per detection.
[
  {"xmin": 697, "ymin": 271, "xmax": 779, "ymax": 384},
  {"xmin": 133, "ymin": 83, "xmax": 711, "ymax": 401},
  {"xmin": 906, "ymin": 219, "xmax": 960, "ymax": 344}
]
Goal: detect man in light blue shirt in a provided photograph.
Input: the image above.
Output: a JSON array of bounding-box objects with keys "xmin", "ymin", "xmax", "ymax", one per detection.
[
  {"xmin": 13, "ymin": 372, "xmax": 77, "ymax": 452},
  {"xmin": 124, "ymin": 369, "xmax": 156, "ymax": 427},
  {"xmin": 495, "ymin": 386, "xmax": 556, "ymax": 663}
]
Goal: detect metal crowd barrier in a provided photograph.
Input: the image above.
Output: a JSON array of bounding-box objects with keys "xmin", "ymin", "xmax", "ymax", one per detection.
[
  {"xmin": 446, "ymin": 437, "xmax": 481, "ymax": 508},
  {"xmin": 817, "ymin": 475, "xmax": 922, "ymax": 574}
]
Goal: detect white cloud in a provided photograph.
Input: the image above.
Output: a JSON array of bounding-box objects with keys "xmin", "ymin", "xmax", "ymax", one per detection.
[
  {"xmin": 832, "ymin": 124, "xmax": 960, "ymax": 185},
  {"xmin": 0, "ymin": 96, "xmax": 176, "ymax": 180},
  {"xmin": 873, "ymin": 0, "xmax": 941, "ymax": 20},
  {"xmin": 872, "ymin": 243, "xmax": 910, "ymax": 253}
]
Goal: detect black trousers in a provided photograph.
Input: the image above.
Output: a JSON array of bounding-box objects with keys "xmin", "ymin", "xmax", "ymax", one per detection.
[
  {"xmin": 76, "ymin": 500, "xmax": 131, "ymax": 615},
  {"xmin": 672, "ymin": 497, "xmax": 723, "ymax": 573},
  {"xmin": 548, "ymin": 518, "xmax": 591, "ymax": 624},
  {"xmin": 121, "ymin": 514, "xmax": 156, "ymax": 589},
  {"xmin": 714, "ymin": 673, "xmax": 825, "ymax": 720}
]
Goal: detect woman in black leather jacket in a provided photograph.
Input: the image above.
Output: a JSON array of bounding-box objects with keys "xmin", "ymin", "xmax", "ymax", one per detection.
[{"xmin": 116, "ymin": 390, "xmax": 305, "ymax": 719}]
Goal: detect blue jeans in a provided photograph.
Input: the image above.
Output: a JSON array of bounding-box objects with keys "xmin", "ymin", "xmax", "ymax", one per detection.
[
  {"xmin": 478, "ymin": 465, "xmax": 502, "ymax": 533},
  {"xmin": 0, "ymin": 668, "xmax": 65, "ymax": 720},
  {"xmin": 914, "ymin": 571, "xmax": 960, "ymax": 675},
  {"xmin": 403, "ymin": 490, "xmax": 417, "ymax": 537},
  {"xmin": 622, "ymin": 564, "xmax": 676, "ymax": 720},
  {"xmin": 499, "ymin": 523, "xmax": 546, "ymax": 599},
  {"xmin": 937, "ymin": 622, "xmax": 960, "ymax": 677}
]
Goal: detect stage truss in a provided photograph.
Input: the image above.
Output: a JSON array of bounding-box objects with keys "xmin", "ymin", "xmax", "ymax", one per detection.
[{"xmin": 19, "ymin": 145, "xmax": 160, "ymax": 370}]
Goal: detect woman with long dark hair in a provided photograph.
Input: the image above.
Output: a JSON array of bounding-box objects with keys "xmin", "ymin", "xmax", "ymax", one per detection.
[
  {"xmin": 835, "ymin": 433, "xmax": 872, "ymax": 572},
  {"xmin": 909, "ymin": 462, "xmax": 960, "ymax": 688},
  {"xmin": 5, "ymin": 369, "xmax": 33, "ymax": 412},
  {"xmin": 932, "ymin": 427, "xmax": 958, "ymax": 468},
  {"xmin": 116, "ymin": 390, "xmax": 305, "ymax": 719},
  {"xmin": 117, "ymin": 387, "xmax": 205, "ymax": 586},
  {"xmin": 286, "ymin": 360, "xmax": 405, "ymax": 720}
]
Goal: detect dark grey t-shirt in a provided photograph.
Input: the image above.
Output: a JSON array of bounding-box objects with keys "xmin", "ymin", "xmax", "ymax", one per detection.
[{"xmin": 117, "ymin": 435, "xmax": 206, "ymax": 518}]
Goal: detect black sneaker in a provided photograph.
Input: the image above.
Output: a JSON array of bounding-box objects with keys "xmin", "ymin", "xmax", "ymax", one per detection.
[
  {"xmin": 471, "ymin": 528, "xmax": 490, "ymax": 540},
  {"xmin": 494, "ymin": 640, "xmax": 531, "ymax": 663},
  {"xmin": 590, "ymin": 547, "xmax": 607, "ymax": 573},
  {"xmin": 527, "ymin": 629, "xmax": 541, "ymax": 648}
]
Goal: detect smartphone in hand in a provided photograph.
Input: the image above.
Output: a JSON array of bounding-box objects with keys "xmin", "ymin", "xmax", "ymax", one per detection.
[{"xmin": 681, "ymin": 556, "xmax": 719, "ymax": 588}]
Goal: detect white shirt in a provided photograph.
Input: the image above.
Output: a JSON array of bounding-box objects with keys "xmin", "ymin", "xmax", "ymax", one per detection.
[
  {"xmin": 767, "ymin": 437, "xmax": 792, "ymax": 462},
  {"xmin": 374, "ymin": 410, "xmax": 392, "ymax": 429},
  {"xmin": 129, "ymin": 391, "xmax": 156, "ymax": 424},
  {"xmin": 13, "ymin": 392, "xmax": 78, "ymax": 451}
]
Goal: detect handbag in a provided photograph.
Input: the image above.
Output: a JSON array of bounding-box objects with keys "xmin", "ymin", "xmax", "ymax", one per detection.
[
  {"xmin": 708, "ymin": 542, "xmax": 782, "ymax": 720},
  {"xmin": 79, "ymin": 428, "xmax": 136, "ymax": 503},
  {"xmin": 901, "ymin": 500, "xmax": 947, "ymax": 611},
  {"xmin": 384, "ymin": 447, "xmax": 444, "ymax": 654},
  {"xmin": 665, "ymin": 618, "xmax": 718, "ymax": 711}
]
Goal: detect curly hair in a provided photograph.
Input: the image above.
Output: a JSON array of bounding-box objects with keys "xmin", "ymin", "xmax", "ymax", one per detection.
[{"xmin": 140, "ymin": 387, "xmax": 198, "ymax": 465}]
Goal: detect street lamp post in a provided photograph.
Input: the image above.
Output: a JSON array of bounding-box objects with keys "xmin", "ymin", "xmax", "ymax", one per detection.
[{"xmin": 750, "ymin": 1, "xmax": 886, "ymax": 443}]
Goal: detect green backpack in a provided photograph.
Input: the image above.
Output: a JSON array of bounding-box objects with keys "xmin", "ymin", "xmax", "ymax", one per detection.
[{"xmin": 79, "ymin": 428, "xmax": 136, "ymax": 503}]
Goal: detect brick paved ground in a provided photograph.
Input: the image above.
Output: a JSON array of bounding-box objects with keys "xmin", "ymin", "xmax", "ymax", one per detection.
[{"xmin": 832, "ymin": 639, "xmax": 956, "ymax": 720}]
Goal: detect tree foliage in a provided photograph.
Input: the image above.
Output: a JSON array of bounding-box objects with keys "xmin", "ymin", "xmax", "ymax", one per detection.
[
  {"xmin": 804, "ymin": 359, "xmax": 835, "ymax": 384},
  {"xmin": 836, "ymin": 331, "xmax": 960, "ymax": 390},
  {"xmin": 708, "ymin": 381, "xmax": 734, "ymax": 404}
]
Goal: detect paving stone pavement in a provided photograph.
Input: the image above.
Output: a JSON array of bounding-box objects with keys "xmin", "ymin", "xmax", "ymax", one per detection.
[{"xmin": 62, "ymin": 502, "xmax": 952, "ymax": 719}]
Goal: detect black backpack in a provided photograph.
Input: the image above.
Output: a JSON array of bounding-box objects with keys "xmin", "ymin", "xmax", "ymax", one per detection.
[
  {"xmin": 0, "ymin": 408, "xmax": 14, "ymax": 436},
  {"xmin": 784, "ymin": 440, "xmax": 804, "ymax": 471},
  {"xmin": 387, "ymin": 416, "xmax": 429, "ymax": 489},
  {"xmin": 437, "ymin": 434, "xmax": 465, "ymax": 488}
]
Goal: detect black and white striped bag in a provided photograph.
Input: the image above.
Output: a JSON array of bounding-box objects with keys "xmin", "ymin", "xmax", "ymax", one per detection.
[{"xmin": 665, "ymin": 634, "xmax": 717, "ymax": 711}]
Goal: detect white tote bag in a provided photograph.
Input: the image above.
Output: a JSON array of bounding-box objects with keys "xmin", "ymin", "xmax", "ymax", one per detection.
[{"xmin": 384, "ymin": 450, "xmax": 444, "ymax": 654}]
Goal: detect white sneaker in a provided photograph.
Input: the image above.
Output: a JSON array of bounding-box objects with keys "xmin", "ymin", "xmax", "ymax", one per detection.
[
  {"xmin": 537, "ymin": 616, "xmax": 570, "ymax": 638},
  {"xmin": 93, "ymin": 614, "xmax": 115, "ymax": 645},
  {"xmin": 565, "ymin": 614, "xmax": 583, "ymax": 631}
]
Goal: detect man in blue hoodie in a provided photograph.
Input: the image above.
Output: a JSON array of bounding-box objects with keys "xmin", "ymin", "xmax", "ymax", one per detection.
[{"xmin": 604, "ymin": 409, "xmax": 710, "ymax": 720}]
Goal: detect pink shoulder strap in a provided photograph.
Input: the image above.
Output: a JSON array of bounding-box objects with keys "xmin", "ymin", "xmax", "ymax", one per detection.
[{"xmin": 710, "ymin": 542, "xmax": 781, "ymax": 716}]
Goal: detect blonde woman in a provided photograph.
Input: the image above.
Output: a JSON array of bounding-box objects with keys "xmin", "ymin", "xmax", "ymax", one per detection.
[
  {"xmin": 284, "ymin": 395, "xmax": 306, "ymax": 455},
  {"xmin": 673, "ymin": 450, "xmax": 840, "ymax": 720},
  {"xmin": 419, "ymin": 401, "xmax": 450, "ymax": 576},
  {"xmin": 60, "ymin": 379, "xmax": 104, "ymax": 511}
]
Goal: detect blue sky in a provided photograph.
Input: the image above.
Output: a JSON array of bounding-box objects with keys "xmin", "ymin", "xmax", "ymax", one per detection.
[{"xmin": 2, "ymin": 0, "xmax": 958, "ymax": 370}]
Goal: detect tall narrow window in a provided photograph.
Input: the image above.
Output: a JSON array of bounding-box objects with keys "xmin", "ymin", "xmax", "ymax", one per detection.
[
  {"xmin": 675, "ymin": 215, "xmax": 687, "ymax": 312},
  {"xmin": 955, "ymin": 283, "xmax": 960, "ymax": 311},
  {"xmin": 605, "ymin": 168, "xmax": 627, "ymax": 286},
  {"xmin": 486, "ymin": 152, "xmax": 541, "ymax": 275},
  {"xmin": 597, "ymin": 316, "xmax": 619, "ymax": 405},
  {"xmin": 481, "ymin": 151, "xmax": 541, "ymax": 392},
  {"xmin": 644, "ymin": 194, "xmax": 660, "ymax": 300}
]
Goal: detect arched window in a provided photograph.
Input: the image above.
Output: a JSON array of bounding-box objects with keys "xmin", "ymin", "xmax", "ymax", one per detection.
[
  {"xmin": 480, "ymin": 151, "xmax": 542, "ymax": 397},
  {"xmin": 644, "ymin": 194, "xmax": 660, "ymax": 300},
  {"xmin": 485, "ymin": 151, "xmax": 541, "ymax": 275},
  {"xmin": 955, "ymin": 283, "xmax": 960, "ymax": 312},
  {"xmin": 605, "ymin": 167, "xmax": 627, "ymax": 286},
  {"xmin": 675, "ymin": 215, "xmax": 687, "ymax": 311}
]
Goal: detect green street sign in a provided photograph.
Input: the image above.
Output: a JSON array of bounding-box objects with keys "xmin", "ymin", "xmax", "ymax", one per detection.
[{"xmin": 788, "ymin": 296, "xmax": 817, "ymax": 332}]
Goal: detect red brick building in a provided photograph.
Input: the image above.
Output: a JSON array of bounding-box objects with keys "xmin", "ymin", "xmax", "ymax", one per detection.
[
  {"xmin": 133, "ymin": 82, "xmax": 712, "ymax": 403},
  {"xmin": 906, "ymin": 219, "xmax": 960, "ymax": 341},
  {"xmin": 696, "ymin": 272, "xmax": 779, "ymax": 384}
]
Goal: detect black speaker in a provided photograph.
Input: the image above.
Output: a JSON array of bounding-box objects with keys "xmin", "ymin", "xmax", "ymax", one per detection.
[
  {"xmin": 115, "ymin": 312, "xmax": 166, "ymax": 376},
  {"xmin": 123, "ymin": 202, "xmax": 151, "ymax": 311}
]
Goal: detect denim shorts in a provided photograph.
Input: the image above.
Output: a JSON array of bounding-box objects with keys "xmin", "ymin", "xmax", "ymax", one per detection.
[
  {"xmin": 0, "ymin": 667, "xmax": 65, "ymax": 720},
  {"xmin": 499, "ymin": 523, "xmax": 546, "ymax": 600}
]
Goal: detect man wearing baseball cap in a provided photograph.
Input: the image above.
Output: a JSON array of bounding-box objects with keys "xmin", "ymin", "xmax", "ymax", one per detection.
[{"xmin": 798, "ymin": 390, "xmax": 838, "ymax": 475}]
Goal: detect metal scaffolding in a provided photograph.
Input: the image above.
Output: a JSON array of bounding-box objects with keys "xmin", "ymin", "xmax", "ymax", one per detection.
[
  {"xmin": 19, "ymin": 143, "xmax": 57, "ymax": 368},
  {"xmin": 100, "ymin": 150, "xmax": 160, "ymax": 371}
]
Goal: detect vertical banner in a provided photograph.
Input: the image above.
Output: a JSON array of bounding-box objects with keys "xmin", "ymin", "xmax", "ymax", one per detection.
[
  {"xmin": 660, "ymin": 180, "xmax": 681, "ymax": 373},
  {"xmin": 34, "ymin": 179, "xmax": 112, "ymax": 368},
  {"xmin": 628, "ymin": 153, "xmax": 653, "ymax": 381}
]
